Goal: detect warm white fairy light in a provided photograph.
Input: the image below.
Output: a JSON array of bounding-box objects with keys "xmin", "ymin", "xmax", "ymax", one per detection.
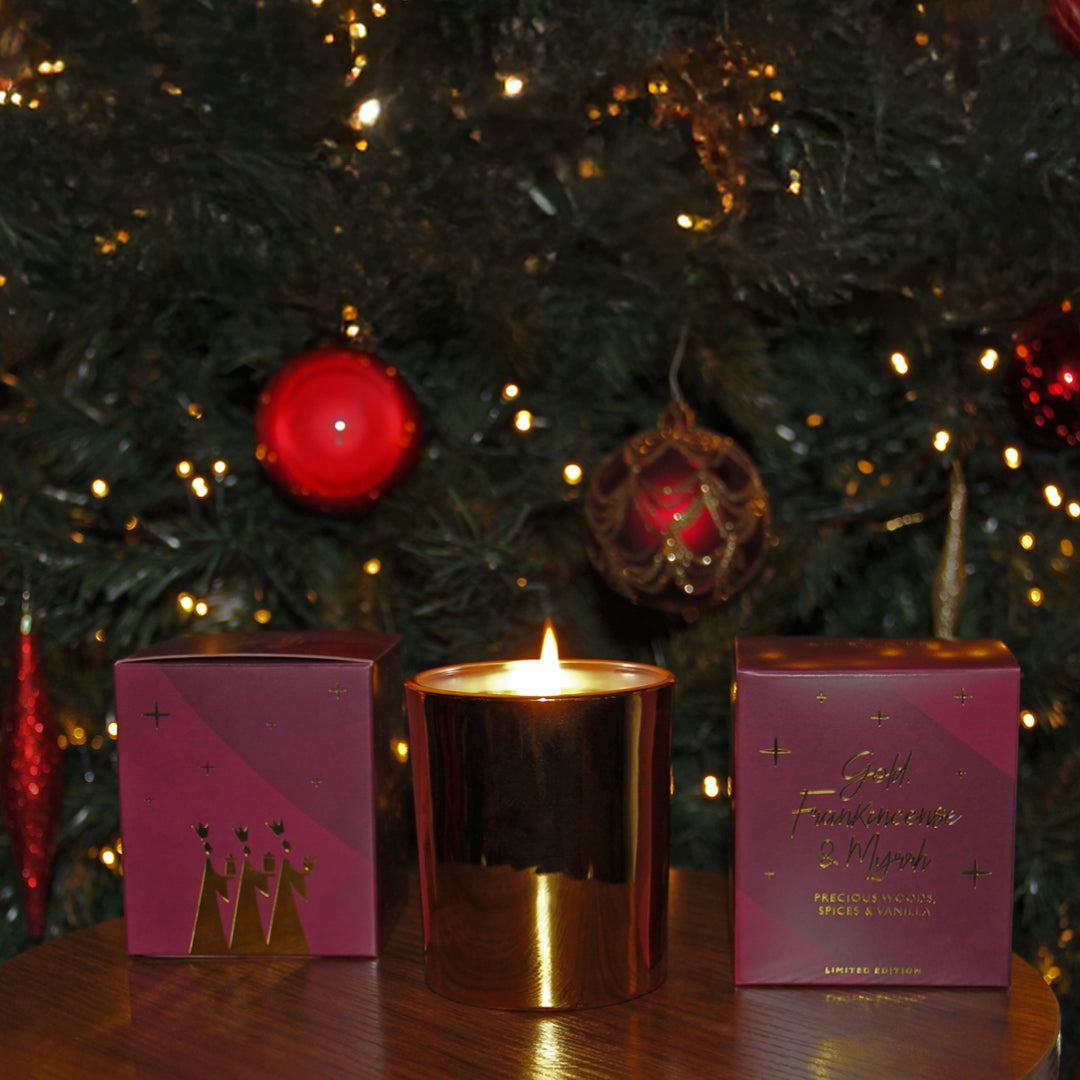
[
  {"xmin": 364, "ymin": 557, "xmax": 382, "ymax": 575},
  {"xmin": 91, "ymin": 478, "xmax": 110, "ymax": 498},
  {"xmin": 933, "ymin": 430, "xmax": 950, "ymax": 452},
  {"xmin": 194, "ymin": 600, "xmax": 209, "ymax": 617},
  {"xmin": 676, "ymin": 214, "xmax": 694, "ymax": 229},
  {"xmin": 1069, "ymin": 502, "xmax": 1080, "ymax": 518},
  {"xmin": 178, "ymin": 593, "xmax": 195, "ymax": 613},
  {"xmin": 1021, "ymin": 710, "xmax": 1037, "ymax": 729},
  {"xmin": 351, "ymin": 97, "xmax": 381, "ymax": 129},
  {"xmin": 787, "ymin": 169, "xmax": 801, "ymax": 194},
  {"xmin": 979, "ymin": 348, "xmax": 999, "ymax": 371},
  {"xmin": 562, "ymin": 463, "xmax": 583, "ymax": 485},
  {"xmin": 702, "ymin": 775, "xmax": 721, "ymax": 798},
  {"xmin": 1020, "ymin": 532, "xmax": 1036, "ymax": 550},
  {"xmin": 1003, "ymin": 446, "xmax": 1021, "ymax": 469},
  {"xmin": 176, "ymin": 460, "xmax": 193, "ymax": 478},
  {"xmin": 254, "ymin": 609, "xmax": 272, "ymax": 624},
  {"xmin": 191, "ymin": 476, "xmax": 210, "ymax": 498},
  {"xmin": 212, "ymin": 460, "xmax": 228, "ymax": 478},
  {"xmin": 1045, "ymin": 484, "xmax": 1063, "ymax": 508},
  {"xmin": 1028, "ymin": 587, "xmax": 1044, "ymax": 606},
  {"xmin": 393, "ymin": 739, "xmax": 410, "ymax": 763},
  {"xmin": 503, "ymin": 75, "xmax": 525, "ymax": 97},
  {"xmin": 514, "ymin": 409, "xmax": 534, "ymax": 432},
  {"xmin": 890, "ymin": 352, "xmax": 909, "ymax": 375},
  {"xmin": 501, "ymin": 382, "xmax": 520, "ymax": 401}
]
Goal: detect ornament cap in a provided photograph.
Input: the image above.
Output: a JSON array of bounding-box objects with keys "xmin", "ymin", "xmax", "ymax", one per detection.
[{"xmin": 658, "ymin": 399, "xmax": 695, "ymax": 435}]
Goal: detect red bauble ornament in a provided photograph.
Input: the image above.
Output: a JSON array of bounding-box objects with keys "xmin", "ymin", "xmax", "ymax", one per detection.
[
  {"xmin": 1045, "ymin": 0, "xmax": 1080, "ymax": 55},
  {"xmin": 1003, "ymin": 304, "xmax": 1080, "ymax": 449},
  {"xmin": 0, "ymin": 613, "xmax": 62, "ymax": 939},
  {"xmin": 255, "ymin": 345, "xmax": 422, "ymax": 513},
  {"xmin": 584, "ymin": 401, "xmax": 770, "ymax": 614}
]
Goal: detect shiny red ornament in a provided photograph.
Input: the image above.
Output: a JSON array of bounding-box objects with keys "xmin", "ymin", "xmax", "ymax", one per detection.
[
  {"xmin": 0, "ymin": 616, "xmax": 63, "ymax": 939},
  {"xmin": 1003, "ymin": 303, "xmax": 1080, "ymax": 449},
  {"xmin": 1045, "ymin": 0, "xmax": 1080, "ymax": 55},
  {"xmin": 584, "ymin": 401, "xmax": 770, "ymax": 614},
  {"xmin": 255, "ymin": 345, "xmax": 422, "ymax": 513}
]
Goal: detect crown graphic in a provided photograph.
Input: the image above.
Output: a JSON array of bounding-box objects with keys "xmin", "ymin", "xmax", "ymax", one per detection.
[{"xmin": 189, "ymin": 816, "xmax": 317, "ymax": 956}]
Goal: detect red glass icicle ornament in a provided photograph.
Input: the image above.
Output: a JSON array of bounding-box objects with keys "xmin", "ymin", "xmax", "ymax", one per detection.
[{"xmin": 0, "ymin": 605, "xmax": 63, "ymax": 939}]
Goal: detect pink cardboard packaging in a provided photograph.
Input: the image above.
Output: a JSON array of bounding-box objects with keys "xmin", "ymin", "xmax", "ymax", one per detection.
[
  {"xmin": 732, "ymin": 637, "xmax": 1019, "ymax": 986},
  {"xmin": 115, "ymin": 630, "xmax": 409, "ymax": 957}
]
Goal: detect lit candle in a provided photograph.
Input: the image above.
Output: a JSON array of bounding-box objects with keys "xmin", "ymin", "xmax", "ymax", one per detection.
[
  {"xmin": 405, "ymin": 624, "xmax": 675, "ymax": 1010},
  {"xmin": 411, "ymin": 619, "xmax": 667, "ymax": 698}
]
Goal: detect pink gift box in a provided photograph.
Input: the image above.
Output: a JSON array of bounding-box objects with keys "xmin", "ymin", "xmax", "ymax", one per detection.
[
  {"xmin": 115, "ymin": 630, "xmax": 409, "ymax": 957},
  {"xmin": 732, "ymin": 637, "xmax": 1019, "ymax": 986}
]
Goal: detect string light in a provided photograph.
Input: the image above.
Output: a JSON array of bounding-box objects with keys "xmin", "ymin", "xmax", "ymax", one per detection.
[
  {"xmin": 1028, "ymin": 587, "xmax": 1044, "ymax": 606},
  {"xmin": 254, "ymin": 609, "xmax": 272, "ymax": 624},
  {"xmin": 194, "ymin": 600, "xmax": 209, "ymax": 617},
  {"xmin": 350, "ymin": 97, "xmax": 381, "ymax": 129},
  {"xmin": 787, "ymin": 169, "xmax": 801, "ymax": 195},
  {"xmin": 1062, "ymin": 539, "xmax": 1075, "ymax": 557},
  {"xmin": 562, "ymin": 463, "xmax": 583, "ymax": 485},
  {"xmin": 107, "ymin": 720, "xmax": 118, "ymax": 739},
  {"xmin": 91, "ymin": 478, "xmax": 110, "ymax": 498},
  {"xmin": 393, "ymin": 739, "xmax": 410, "ymax": 763},
  {"xmin": 513, "ymin": 409, "xmax": 533, "ymax": 432},
  {"xmin": 1044, "ymin": 484, "xmax": 1063, "ymax": 508},
  {"xmin": 191, "ymin": 476, "xmax": 210, "ymax": 498},
  {"xmin": 702, "ymin": 775, "xmax": 721, "ymax": 798},
  {"xmin": 979, "ymin": 348, "xmax": 999, "ymax": 371},
  {"xmin": 1020, "ymin": 532, "xmax": 1035, "ymax": 551},
  {"xmin": 806, "ymin": 413, "xmax": 823, "ymax": 427},
  {"xmin": 933, "ymin": 430, "xmax": 950, "ymax": 452},
  {"xmin": 178, "ymin": 593, "xmax": 195, "ymax": 613},
  {"xmin": 212, "ymin": 460, "xmax": 228, "ymax": 478},
  {"xmin": 363, "ymin": 558, "xmax": 382, "ymax": 575},
  {"xmin": 501, "ymin": 383, "xmax": 520, "ymax": 401},
  {"xmin": 1021, "ymin": 710, "xmax": 1037, "ymax": 729},
  {"xmin": 890, "ymin": 352, "xmax": 909, "ymax": 375},
  {"xmin": 1069, "ymin": 502, "xmax": 1080, "ymax": 518},
  {"xmin": 676, "ymin": 214, "xmax": 694, "ymax": 229},
  {"xmin": 176, "ymin": 460, "xmax": 193, "ymax": 478},
  {"xmin": 857, "ymin": 459, "xmax": 874, "ymax": 475},
  {"xmin": 1003, "ymin": 447, "xmax": 1021, "ymax": 469},
  {"xmin": 503, "ymin": 75, "xmax": 525, "ymax": 97}
]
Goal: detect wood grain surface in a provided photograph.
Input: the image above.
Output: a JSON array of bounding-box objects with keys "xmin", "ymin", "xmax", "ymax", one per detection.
[{"xmin": 0, "ymin": 869, "xmax": 1060, "ymax": 1079}]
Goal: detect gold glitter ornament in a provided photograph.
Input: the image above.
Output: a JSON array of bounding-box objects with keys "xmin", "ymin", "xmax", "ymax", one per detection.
[
  {"xmin": 584, "ymin": 400, "xmax": 770, "ymax": 614},
  {"xmin": 932, "ymin": 458, "xmax": 967, "ymax": 639}
]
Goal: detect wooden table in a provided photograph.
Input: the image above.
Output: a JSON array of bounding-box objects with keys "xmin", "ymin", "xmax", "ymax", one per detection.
[{"xmin": 0, "ymin": 870, "xmax": 1060, "ymax": 1079}]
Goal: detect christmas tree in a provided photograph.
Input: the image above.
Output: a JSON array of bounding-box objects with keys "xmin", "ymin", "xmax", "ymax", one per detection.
[{"xmin": 1, "ymin": 0, "xmax": 1078, "ymax": 1069}]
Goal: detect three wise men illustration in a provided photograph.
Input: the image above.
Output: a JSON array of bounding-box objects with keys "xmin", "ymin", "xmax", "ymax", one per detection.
[{"xmin": 189, "ymin": 821, "xmax": 316, "ymax": 955}]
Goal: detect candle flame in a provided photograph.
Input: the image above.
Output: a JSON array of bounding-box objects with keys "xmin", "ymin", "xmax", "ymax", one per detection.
[
  {"xmin": 539, "ymin": 619, "xmax": 559, "ymax": 664},
  {"xmin": 510, "ymin": 619, "xmax": 562, "ymax": 695}
]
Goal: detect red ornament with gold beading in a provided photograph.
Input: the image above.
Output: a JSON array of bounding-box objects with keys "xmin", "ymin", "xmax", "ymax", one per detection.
[{"xmin": 584, "ymin": 401, "xmax": 770, "ymax": 613}]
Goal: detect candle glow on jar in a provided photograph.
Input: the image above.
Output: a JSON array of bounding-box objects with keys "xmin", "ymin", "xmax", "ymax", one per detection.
[{"xmin": 411, "ymin": 621, "xmax": 667, "ymax": 698}]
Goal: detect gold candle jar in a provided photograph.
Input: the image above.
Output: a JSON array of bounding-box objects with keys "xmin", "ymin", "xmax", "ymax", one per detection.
[{"xmin": 406, "ymin": 646, "xmax": 674, "ymax": 1010}]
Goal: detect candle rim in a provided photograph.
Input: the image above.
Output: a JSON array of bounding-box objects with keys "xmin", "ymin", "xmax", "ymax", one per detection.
[{"xmin": 407, "ymin": 658, "xmax": 674, "ymax": 698}]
